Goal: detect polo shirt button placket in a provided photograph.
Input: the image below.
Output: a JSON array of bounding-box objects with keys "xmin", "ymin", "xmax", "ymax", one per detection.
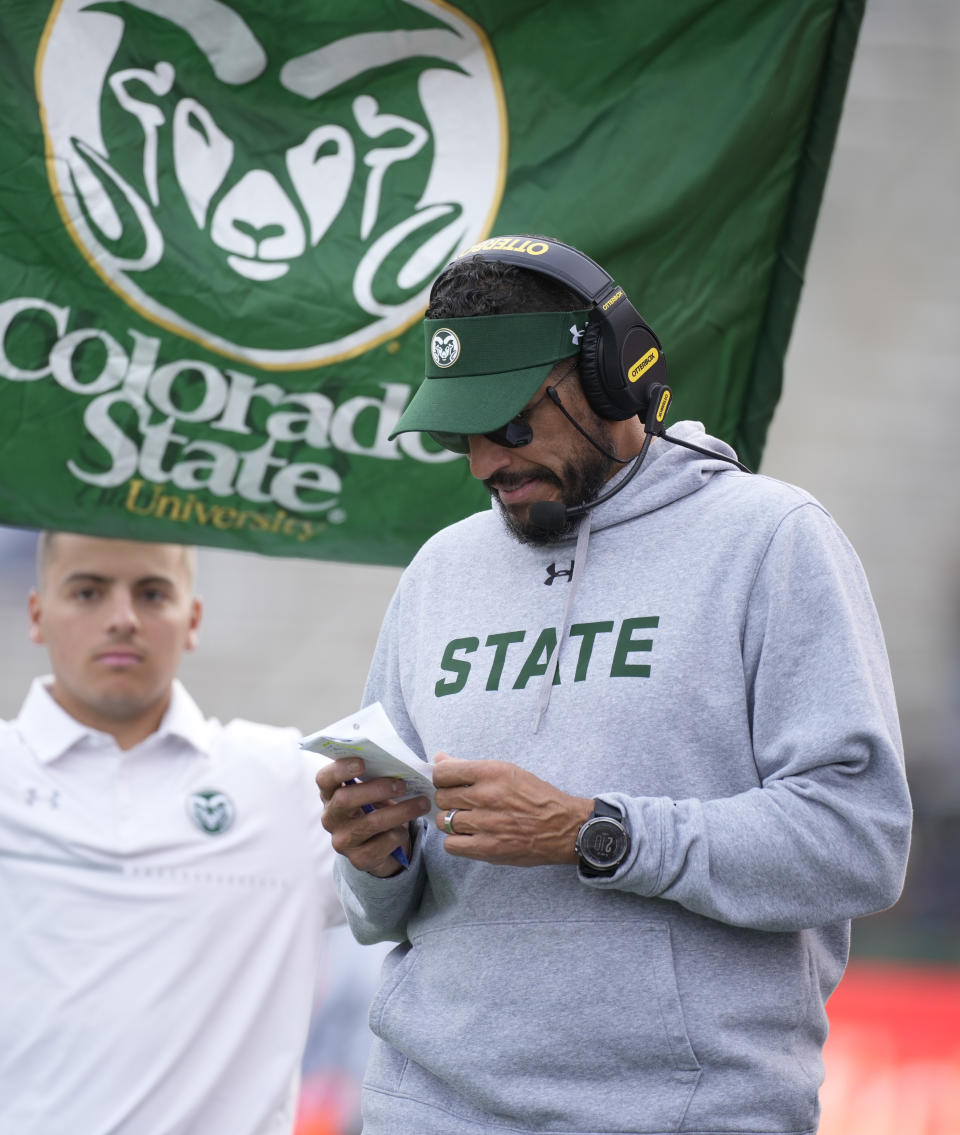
[{"xmin": 116, "ymin": 750, "xmax": 135, "ymax": 852}]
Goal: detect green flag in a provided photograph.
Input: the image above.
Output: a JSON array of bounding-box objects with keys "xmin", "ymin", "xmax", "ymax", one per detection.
[{"xmin": 0, "ymin": 0, "xmax": 863, "ymax": 565}]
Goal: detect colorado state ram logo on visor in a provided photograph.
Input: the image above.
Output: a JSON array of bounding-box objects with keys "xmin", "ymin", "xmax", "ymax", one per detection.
[
  {"xmin": 430, "ymin": 327, "xmax": 461, "ymax": 368},
  {"xmin": 37, "ymin": 0, "xmax": 506, "ymax": 369}
]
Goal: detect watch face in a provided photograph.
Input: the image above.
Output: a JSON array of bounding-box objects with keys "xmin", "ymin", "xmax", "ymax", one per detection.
[{"xmin": 579, "ymin": 817, "xmax": 628, "ymax": 868}]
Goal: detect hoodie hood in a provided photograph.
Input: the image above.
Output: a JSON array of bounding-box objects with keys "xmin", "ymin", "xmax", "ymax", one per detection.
[{"xmin": 560, "ymin": 420, "xmax": 746, "ymax": 541}]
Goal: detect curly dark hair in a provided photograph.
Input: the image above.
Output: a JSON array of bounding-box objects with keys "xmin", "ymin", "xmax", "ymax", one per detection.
[{"xmin": 426, "ymin": 254, "xmax": 583, "ymax": 319}]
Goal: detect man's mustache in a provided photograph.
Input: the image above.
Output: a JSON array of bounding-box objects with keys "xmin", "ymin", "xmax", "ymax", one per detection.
[{"xmin": 484, "ymin": 470, "xmax": 562, "ymax": 494}]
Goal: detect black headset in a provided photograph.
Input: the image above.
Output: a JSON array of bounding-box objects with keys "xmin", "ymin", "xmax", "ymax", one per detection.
[{"xmin": 460, "ymin": 236, "xmax": 667, "ymax": 421}]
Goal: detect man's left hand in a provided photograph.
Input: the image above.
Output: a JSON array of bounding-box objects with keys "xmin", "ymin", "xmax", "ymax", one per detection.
[{"xmin": 432, "ymin": 754, "xmax": 593, "ymax": 867}]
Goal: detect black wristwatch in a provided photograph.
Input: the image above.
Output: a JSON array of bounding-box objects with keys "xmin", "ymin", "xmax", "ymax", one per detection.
[{"xmin": 575, "ymin": 798, "xmax": 630, "ymax": 877}]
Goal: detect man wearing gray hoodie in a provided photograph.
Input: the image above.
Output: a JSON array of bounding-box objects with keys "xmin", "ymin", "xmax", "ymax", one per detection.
[{"xmin": 317, "ymin": 235, "xmax": 912, "ymax": 1135}]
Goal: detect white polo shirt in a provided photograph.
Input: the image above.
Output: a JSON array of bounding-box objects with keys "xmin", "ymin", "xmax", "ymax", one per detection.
[{"xmin": 0, "ymin": 678, "xmax": 344, "ymax": 1135}]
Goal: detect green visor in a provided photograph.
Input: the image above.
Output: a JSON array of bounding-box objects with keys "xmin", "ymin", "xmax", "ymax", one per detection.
[{"xmin": 388, "ymin": 309, "xmax": 592, "ymax": 440}]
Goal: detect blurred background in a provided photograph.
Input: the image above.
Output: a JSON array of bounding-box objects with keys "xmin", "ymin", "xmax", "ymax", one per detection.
[{"xmin": 1, "ymin": 0, "xmax": 957, "ymax": 1130}]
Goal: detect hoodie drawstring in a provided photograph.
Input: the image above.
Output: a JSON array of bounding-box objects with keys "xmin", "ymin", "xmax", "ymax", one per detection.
[{"xmin": 534, "ymin": 513, "xmax": 592, "ymax": 733}]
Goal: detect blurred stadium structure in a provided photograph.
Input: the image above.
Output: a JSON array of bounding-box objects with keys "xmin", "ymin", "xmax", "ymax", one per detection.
[{"xmin": 1, "ymin": 0, "xmax": 956, "ymax": 1131}]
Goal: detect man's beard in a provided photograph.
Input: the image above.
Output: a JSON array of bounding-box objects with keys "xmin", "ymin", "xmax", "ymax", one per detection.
[{"xmin": 485, "ymin": 434, "xmax": 619, "ymax": 546}]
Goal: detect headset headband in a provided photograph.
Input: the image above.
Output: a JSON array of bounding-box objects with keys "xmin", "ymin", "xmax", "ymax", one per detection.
[{"xmin": 454, "ymin": 236, "xmax": 618, "ymax": 304}]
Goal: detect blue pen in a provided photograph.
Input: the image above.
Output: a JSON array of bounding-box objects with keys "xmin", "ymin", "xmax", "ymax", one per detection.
[{"xmin": 354, "ymin": 779, "xmax": 410, "ymax": 869}]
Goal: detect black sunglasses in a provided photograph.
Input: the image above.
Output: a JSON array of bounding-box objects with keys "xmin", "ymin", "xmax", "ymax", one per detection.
[{"xmin": 428, "ymin": 361, "xmax": 577, "ymax": 455}]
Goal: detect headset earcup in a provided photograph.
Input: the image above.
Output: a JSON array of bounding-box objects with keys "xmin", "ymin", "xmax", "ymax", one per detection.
[{"xmin": 577, "ymin": 322, "xmax": 635, "ymax": 421}]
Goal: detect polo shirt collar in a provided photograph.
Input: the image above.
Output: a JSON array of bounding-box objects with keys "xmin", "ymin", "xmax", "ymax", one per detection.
[
  {"xmin": 15, "ymin": 677, "xmax": 212, "ymax": 764},
  {"xmin": 16, "ymin": 678, "xmax": 88, "ymax": 764},
  {"xmin": 159, "ymin": 679, "xmax": 212, "ymax": 754}
]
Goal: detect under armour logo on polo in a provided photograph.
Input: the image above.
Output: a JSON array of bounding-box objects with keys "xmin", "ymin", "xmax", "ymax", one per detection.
[
  {"xmin": 544, "ymin": 561, "xmax": 574, "ymax": 585},
  {"xmin": 24, "ymin": 787, "xmax": 60, "ymax": 808}
]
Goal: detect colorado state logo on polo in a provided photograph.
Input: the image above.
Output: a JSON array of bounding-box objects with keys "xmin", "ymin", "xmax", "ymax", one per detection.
[
  {"xmin": 37, "ymin": 0, "xmax": 506, "ymax": 369},
  {"xmin": 187, "ymin": 789, "xmax": 236, "ymax": 835}
]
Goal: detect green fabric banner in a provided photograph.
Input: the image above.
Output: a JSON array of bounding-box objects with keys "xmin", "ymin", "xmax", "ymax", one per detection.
[{"xmin": 0, "ymin": 0, "xmax": 863, "ymax": 565}]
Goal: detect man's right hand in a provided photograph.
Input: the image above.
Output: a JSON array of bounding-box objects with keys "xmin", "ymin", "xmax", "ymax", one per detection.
[{"xmin": 316, "ymin": 758, "xmax": 430, "ymax": 877}]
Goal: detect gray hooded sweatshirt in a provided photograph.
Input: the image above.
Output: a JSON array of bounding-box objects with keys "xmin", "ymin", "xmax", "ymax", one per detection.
[{"xmin": 336, "ymin": 421, "xmax": 912, "ymax": 1135}]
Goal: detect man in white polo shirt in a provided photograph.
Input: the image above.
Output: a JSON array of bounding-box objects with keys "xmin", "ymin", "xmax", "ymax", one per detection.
[{"xmin": 0, "ymin": 531, "xmax": 344, "ymax": 1135}]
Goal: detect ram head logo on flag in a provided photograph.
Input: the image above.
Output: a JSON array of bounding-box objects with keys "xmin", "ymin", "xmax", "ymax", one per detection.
[{"xmin": 0, "ymin": 0, "xmax": 864, "ymax": 564}]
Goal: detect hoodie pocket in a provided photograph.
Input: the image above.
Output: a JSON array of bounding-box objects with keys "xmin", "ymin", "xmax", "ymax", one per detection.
[{"xmin": 367, "ymin": 918, "xmax": 701, "ymax": 1133}]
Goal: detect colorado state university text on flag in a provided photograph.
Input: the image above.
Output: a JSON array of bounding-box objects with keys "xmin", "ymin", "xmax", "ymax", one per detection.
[{"xmin": 0, "ymin": 1, "xmax": 864, "ymax": 564}]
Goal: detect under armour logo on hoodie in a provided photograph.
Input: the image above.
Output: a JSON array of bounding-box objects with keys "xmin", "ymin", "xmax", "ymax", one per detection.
[{"xmin": 544, "ymin": 561, "xmax": 574, "ymax": 585}]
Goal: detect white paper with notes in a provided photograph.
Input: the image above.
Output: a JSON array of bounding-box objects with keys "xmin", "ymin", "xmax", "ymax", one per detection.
[{"xmin": 300, "ymin": 701, "xmax": 437, "ymax": 814}]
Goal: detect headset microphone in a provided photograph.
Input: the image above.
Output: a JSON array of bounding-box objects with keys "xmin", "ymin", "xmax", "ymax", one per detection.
[
  {"xmin": 527, "ymin": 385, "xmax": 751, "ymax": 538},
  {"xmin": 526, "ymin": 445, "xmax": 649, "ymax": 537},
  {"xmin": 527, "ymin": 385, "xmax": 670, "ymax": 537}
]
